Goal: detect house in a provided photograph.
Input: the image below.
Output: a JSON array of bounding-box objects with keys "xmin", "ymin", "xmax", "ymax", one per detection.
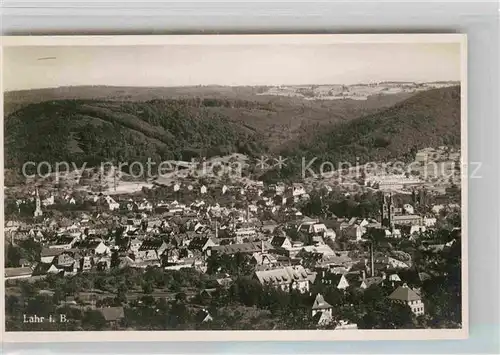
[
  {"xmin": 128, "ymin": 238, "xmax": 143, "ymax": 253},
  {"xmin": 388, "ymin": 283, "xmax": 425, "ymax": 316},
  {"xmin": 254, "ymin": 265, "xmax": 311, "ymax": 293},
  {"xmin": 318, "ymin": 272, "xmax": 349, "ymax": 290},
  {"xmin": 32, "ymin": 262, "xmax": 62, "ymax": 276},
  {"xmin": 74, "ymin": 240, "xmax": 110, "ymax": 255},
  {"xmin": 189, "ymin": 237, "xmax": 217, "ymax": 253},
  {"xmin": 137, "ymin": 199, "xmax": 153, "ymax": 212},
  {"xmin": 251, "ymin": 252, "xmax": 278, "ymax": 266},
  {"xmin": 299, "ymin": 244, "xmax": 335, "ymax": 257},
  {"xmin": 102, "ymin": 195, "xmax": 120, "ymax": 211},
  {"xmin": 98, "ymin": 306, "xmax": 125, "ymax": 326},
  {"xmin": 208, "ymin": 241, "xmax": 272, "ymax": 257},
  {"xmin": 48, "ymin": 235, "xmax": 78, "ymax": 250},
  {"xmin": 403, "ymin": 204, "xmax": 415, "ymax": 215},
  {"xmin": 195, "ymin": 309, "xmax": 213, "ymax": 323},
  {"xmin": 42, "ymin": 193, "xmax": 55, "ymax": 207},
  {"xmin": 270, "ymin": 235, "xmax": 292, "ymax": 249},
  {"xmin": 291, "ymin": 183, "xmax": 306, "ymax": 197},
  {"xmin": 5, "ymin": 267, "xmax": 33, "ymax": 280},
  {"xmin": 388, "ymin": 273, "xmax": 402, "ymax": 286},
  {"xmin": 54, "ymin": 252, "xmax": 76, "ymax": 268},
  {"xmin": 359, "ymin": 270, "xmax": 385, "ymax": 289},
  {"xmin": 342, "ymin": 224, "xmax": 365, "ymax": 242},
  {"xmin": 261, "ymin": 220, "xmax": 278, "ymax": 234},
  {"xmin": 392, "ymin": 215, "xmax": 423, "ymax": 226},
  {"xmin": 41, "ymin": 248, "xmax": 68, "ymax": 264},
  {"xmin": 234, "ymin": 227, "xmax": 257, "ymax": 242},
  {"xmin": 318, "ymin": 251, "xmax": 353, "ymax": 270},
  {"xmin": 387, "ymin": 256, "xmax": 411, "ymax": 269},
  {"xmin": 299, "ymin": 223, "xmax": 328, "ymax": 235},
  {"xmin": 423, "ymin": 217, "xmax": 437, "ymax": 227},
  {"xmin": 80, "ymin": 256, "xmax": 94, "ymax": 272},
  {"xmin": 311, "ymin": 293, "xmax": 333, "ymax": 326},
  {"xmin": 136, "ymin": 240, "xmax": 168, "ymax": 261}
]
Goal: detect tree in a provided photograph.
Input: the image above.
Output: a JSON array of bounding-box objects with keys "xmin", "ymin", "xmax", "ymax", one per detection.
[
  {"xmin": 6, "ymin": 244, "xmax": 22, "ymax": 267},
  {"xmin": 142, "ymin": 282, "xmax": 153, "ymax": 294},
  {"xmin": 82, "ymin": 310, "xmax": 107, "ymax": 331},
  {"xmin": 110, "ymin": 251, "xmax": 120, "ymax": 269}
]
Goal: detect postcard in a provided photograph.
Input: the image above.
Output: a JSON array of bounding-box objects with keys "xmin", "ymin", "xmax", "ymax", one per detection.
[{"xmin": 1, "ymin": 34, "xmax": 467, "ymax": 342}]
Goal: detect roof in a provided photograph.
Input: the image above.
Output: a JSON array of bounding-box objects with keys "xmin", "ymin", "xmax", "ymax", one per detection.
[
  {"xmin": 139, "ymin": 239, "xmax": 166, "ymax": 251},
  {"xmin": 5, "ymin": 267, "xmax": 33, "ymax": 278},
  {"xmin": 301, "ymin": 244, "xmax": 335, "ymax": 256},
  {"xmin": 312, "ymin": 293, "xmax": 332, "ymax": 310},
  {"xmin": 98, "ymin": 307, "xmax": 125, "ymax": 321},
  {"xmin": 73, "ymin": 240, "xmax": 104, "ymax": 250},
  {"xmin": 211, "ymin": 242, "xmax": 271, "ymax": 255},
  {"xmin": 255, "ymin": 265, "xmax": 310, "ymax": 285},
  {"xmin": 270, "ymin": 236, "xmax": 289, "ymax": 248},
  {"xmin": 41, "ymin": 248, "xmax": 74, "ymax": 257},
  {"xmin": 388, "ymin": 284, "xmax": 421, "ymax": 302},
  {"xmin": 362, "ymin": 276, "xmax": 384, "ymax": 288},
  {"xmin": 322, "ymin": 273, "xmax": 347, "ymax": 285},
  {"xmin": 392, "ymin": 215, "xmax": 422, "ymax": 221},
  {"xmin": 252, "ymin": 252, "xmax": 278, "ymax": 265},
  {"xmin": 188, "ymin": 237, "xmax": 211, "ymax": 250}
]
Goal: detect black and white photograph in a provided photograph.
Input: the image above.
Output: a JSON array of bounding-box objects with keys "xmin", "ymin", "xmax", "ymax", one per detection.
[{"xmin": 1, "ymin": 34, "xmax": 467, "ymax": 341}]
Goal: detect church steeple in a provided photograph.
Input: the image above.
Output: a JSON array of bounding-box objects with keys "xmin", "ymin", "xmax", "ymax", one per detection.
[
  {"xmin": 34, "ymin": 187, "xmax": 43, "ymax": 218},
  {"xmin": 380, "ymin": 192, "xmax": 394, "ymax": 228}
]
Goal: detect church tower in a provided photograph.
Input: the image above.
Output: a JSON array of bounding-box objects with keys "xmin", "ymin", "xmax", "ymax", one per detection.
[
  {"xmin": 380, "ymin": 193, "xmax": 394, "ymax": 228},
  {"xmin": 34, "ymin": 187, "xmax": 43, "ymax": 218}
]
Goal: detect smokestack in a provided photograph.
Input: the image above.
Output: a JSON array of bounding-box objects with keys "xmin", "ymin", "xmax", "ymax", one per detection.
[
  {"xmin": 370, "ymin": 242, "xmax": 375, "ymax": 277},
  {"xmin": 215, "ymin": 221, "xmax": 218, "ymax": 239},
  {"xmin": 261, "ymin": 240, "xmax": 265, "ymax": 253}
]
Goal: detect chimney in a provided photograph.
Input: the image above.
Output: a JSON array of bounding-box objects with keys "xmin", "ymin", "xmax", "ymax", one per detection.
[
  {"xmin": 370, "ymin": 243, "xmax": 375, "ymax": 277},
  {"xmin": 261, "ymin": 240, "xmax": 265, "ymax": 253},
  {"xmin": 215, "ymin": 221, "xmax": 218, "ymax": 239}
]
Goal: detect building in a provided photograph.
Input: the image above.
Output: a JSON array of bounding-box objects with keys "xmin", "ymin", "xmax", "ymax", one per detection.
[
  {"xmin": 311, "ymin": 293, "xmax": 333, "ymax": 326},
  {"xmin": 5, "ymin": 267, "xmax": 33, "ymax": 281},
  {"xmin": 388, "ymin": 283, "xmax": 425, "ymax": 316},
  {"xmin": 392, "ymin": 215, "xmax": 423, "ymax": 226},
  {"xmin": 189, "ymin": 237, "xmax": 218, "ymax": 253},
  {"xmin": 98, "ymin": 306, "xmax": 125, "ymax": 328},
  {"xmin": 34, "ymin": 188, "xmax": 43, "ymax": 217},
  {"xmin": 254, "ymin": 265, "xmax": 311, "ymax": 293},
  {"xmin": 270, "ymin": 235, "xmax": 293, "ymax": 249},
  {"xmin": 318, "ymin": 272, "xmax": 349, "ymax": 290},
  {"xmin": 102, "ymin": 195, "xmax": 120, "ymax": 211},
  {"xmin": 208, "ymin": 241, "xmax": 271, "ymax": 257}
]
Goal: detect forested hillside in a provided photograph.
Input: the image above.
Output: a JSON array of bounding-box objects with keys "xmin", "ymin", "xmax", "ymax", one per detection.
[
  {"xmin": 4, "ymin": 85, "xmax": 460, "ymax": 181},
  {"xmin": 4, "ymin": 99, "xmax": 266, "ymax": 169},
  {"xmin": 262, "ymin": 86, "xmax": 461, "ymax": 182}
]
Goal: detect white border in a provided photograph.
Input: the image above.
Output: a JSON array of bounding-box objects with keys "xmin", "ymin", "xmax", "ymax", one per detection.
[{"xmin": 0, "ymin": 34, "xmax": 468, "ymax": 342}]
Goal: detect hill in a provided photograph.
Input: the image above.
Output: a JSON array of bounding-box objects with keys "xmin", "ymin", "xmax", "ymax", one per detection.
[
  {"xmin": 4, "ymin": 86, "xmax": 413, "ymax": 173},
  {"xmin": 262, "ymin": 86, "xmax": 462, "ymax": 182},
  {"xmin": 4, "ymin": 98, "xmax": 266, "ymax": 171}
]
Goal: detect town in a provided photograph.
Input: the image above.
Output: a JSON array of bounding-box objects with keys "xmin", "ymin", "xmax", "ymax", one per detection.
[{"xmin": 4, "ymin": 150, "xmax": 462, "ymax": 331}]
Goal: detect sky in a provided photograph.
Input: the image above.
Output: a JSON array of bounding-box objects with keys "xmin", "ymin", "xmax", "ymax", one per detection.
[{"xmin": 3, "ymin": 43, "xmax": 462, "ymax": 91}]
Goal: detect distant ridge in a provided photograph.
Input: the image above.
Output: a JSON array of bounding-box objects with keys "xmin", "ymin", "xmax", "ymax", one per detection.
[{"xmin": 261, "ymin": 86, "xmax": 461, "ymax": 182}]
